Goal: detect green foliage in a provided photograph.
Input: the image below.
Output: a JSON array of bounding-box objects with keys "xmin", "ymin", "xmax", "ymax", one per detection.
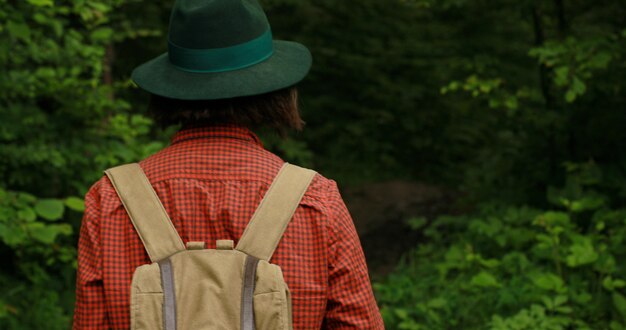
[
  {"xmin": 1, "ymin": 0, "xmax": 625, "ymax": 328},
  {"xmin": 261, "ymin": 0, "xmax": 626, "ymax": 208},
  {"xmin": 529, "ymin": 34, "xmax": 620, "ymax": 103},
  {"xmin": 375, "ymin": 164, "xmax": 626, "ymax": 329},
  {"xmin": 0, "ymin": 0, "xmax": 170, "ymax": 327},
  {"xmin": 0, "ymin": 189, "xmax": 77, "ymax": 327}
]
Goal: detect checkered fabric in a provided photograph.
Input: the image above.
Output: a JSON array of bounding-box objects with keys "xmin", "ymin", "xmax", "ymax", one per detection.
[{"xmin": 73, "ymin": 125, "xmax": 384, "ymax": 329}]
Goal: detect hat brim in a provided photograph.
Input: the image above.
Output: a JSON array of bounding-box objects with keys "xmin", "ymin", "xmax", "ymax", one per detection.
[{"xmin": 131, "ymin": 40, "xmax": 312, "ymax": 100}]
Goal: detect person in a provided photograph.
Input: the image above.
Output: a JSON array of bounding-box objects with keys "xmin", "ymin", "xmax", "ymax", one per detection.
[{"xmin": 73, "ymin": 0, "xmax": 384, "ymax": 329}]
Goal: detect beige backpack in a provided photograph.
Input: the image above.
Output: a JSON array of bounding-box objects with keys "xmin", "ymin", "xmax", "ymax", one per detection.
[{"xmin": 105, "ymin": 163, "xmax": 316, "ymax": 330}]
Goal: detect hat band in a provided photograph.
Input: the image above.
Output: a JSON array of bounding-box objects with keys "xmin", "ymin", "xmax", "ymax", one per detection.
[{"xmin": 168, "ymin": 29, "xmax": 274, "ymax": 73}]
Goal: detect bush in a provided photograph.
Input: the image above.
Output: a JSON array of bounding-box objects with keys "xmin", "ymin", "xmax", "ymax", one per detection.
[
  {"xmin": 375, "ymin": 163, "xmax": 626, "ymax": 329},
  {"xmin": 0, "ymin": 1, "xmax": 170, "ymax": 327}
]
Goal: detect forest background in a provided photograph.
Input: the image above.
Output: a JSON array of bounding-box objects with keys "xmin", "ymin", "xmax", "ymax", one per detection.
[{"xmin": 1, "ymin": 0, "xmax": 626, "ymax": 329}]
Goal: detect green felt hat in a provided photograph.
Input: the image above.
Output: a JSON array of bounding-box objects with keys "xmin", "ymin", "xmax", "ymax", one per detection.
[{"xmin": 131, "ymin": 0, "xmax": 312, "ymax": 100}]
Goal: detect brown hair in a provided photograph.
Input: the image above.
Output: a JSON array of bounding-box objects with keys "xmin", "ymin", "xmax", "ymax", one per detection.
[{"xmin": 148, "ymin": 86, "xmax": 303, "ymax": 136}]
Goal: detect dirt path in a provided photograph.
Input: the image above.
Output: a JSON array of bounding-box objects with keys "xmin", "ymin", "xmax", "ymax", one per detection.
[{"xmin": 341, "ymin": 181, "xmax": 461, "ymax": 278}]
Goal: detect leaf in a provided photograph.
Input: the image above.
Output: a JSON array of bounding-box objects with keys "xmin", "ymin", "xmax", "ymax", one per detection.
[
  {"xmin": 542, "ymin": 295, "xmax": 554, "ymax": 309},
  {"xmin": 534, "ymin": 212, "xmax": 570, "ymax": 227},
  {"xmin": 530, "ymin": 272, "xmax": 564, "ymax": 292},
  {"xmin": 478, "ymin": 258, "xmax": 500, "ymax": 268},
  {"xmin": 556, "ymin": 306, "xmax": 573, "ymax": 314},
  {"xmin": 427, "ymin": 297, "xmax": 447, "ymax": 309},
  {"xmin": 554, "ymin": 295, "xmax": 568, "ymax": 306},
  {"xmin": 27, "ymin": 0, "xmax": 54, "ymax": 6},
  {"xmin": 90, "ymin": 27, "xmax": 113, "ymax": 42},
  {"xmin": 17, "ymin": 192, "xmax": 37, "ymax": 204},
  {"xmin": 0, "ymin": 300, "xmax": 6, "ymax": 318},
  {"xmin": 604, "ymin": 277, "xmax": 616, "ymax": 291},
  {"xmin": 572, "ymin": 292, "xmax": 592, "ymax": 305},
  {"xmin": 565, "ymin": 77, "xmax": 586, "ymax": 103},
  {"xmin": 470, "ymin": 271, "xmax": 500, "ymax": 288},
  {"xmin": 566, "ymin": 237, "xmax": 598, "ymax": 267},
  {"xmin": 569, "ymin": 195, "xmax": 606, "ymax": 212},
  {"xmin": 394, "ymin": 308, "xmax": 410, "ymax": 319},
  {"xmin": 27, "ymin": 223, "xmax": 72, "ymax": 244},
  {"xmin": 565, "ymin": 90, "xmax": 577, "ymax": 103},
  {"xmin": 444, "ymin": 245, "xmax": 464, "ymax": 263},
  {"xmin": 554, "ymin": 66, "xmax": 570, "ymax": 86},
  {"xmin": 407, "ymin": 217, "xmax": 427, "ymax": 230},
  {"xmin": 17, "ymin": 208, "xmax": 37, "ymax": 222},
  {"xmin": 613, "ymin": 292, "xmax": 626, "ymax": 319},
  {"xmin": 27, "ymin": 223, "xmax": 56, "ymax": 244},
  {"xmin": 588, "ymin": 52, "xmax": 612, "ymax": 69},
  {"xmin": 34, "ymin": 199, "xmax": 65, "ymax": 221},
  {"xmin": 65, "ymin": 197, "xmax": 85, "ymax": 212},
  {"xmin": 571, "ymin": 77, "xmax": 586, "ymax": 95},
  {"xmin": 504, "ymin": 97, "xmax": 518, "ymax": 110},
  {"xmin": 6, "ymin": 21, "xmax": 31, "ymax": 41},
  {"xmin": 0, "ymin": 223, "xmax": 27, "ymax": 246}
]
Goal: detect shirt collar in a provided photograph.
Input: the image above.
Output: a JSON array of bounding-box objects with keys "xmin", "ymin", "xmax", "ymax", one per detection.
[{"xmin": 170, "ymin": 125, "xmax": 264, "ymax": 147}]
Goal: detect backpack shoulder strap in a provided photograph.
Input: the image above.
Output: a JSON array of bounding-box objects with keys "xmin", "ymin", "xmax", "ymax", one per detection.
[
  {"xmin": 104, "ymin": 163, "xmax": 185, "ymax": 262},
  {"xmin": 236, "ymin": 163, "xmax": 316, "ymax": 261}
]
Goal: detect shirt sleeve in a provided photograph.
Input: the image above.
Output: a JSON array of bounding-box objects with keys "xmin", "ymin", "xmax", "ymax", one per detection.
[
  {"xmin": 73, "ymin": 180, "xmax": 109, "ymax": 330},
  {"xmin": 322, "ymin": 181, "xmax": 385, "ymax": 329}
]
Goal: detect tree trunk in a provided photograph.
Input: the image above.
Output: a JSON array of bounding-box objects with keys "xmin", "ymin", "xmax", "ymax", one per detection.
[
  {"xmin": 531, "ymin": 5, "xmax": 553, "ymax": 109},
  {"xmin": 555, "ymin": 0, "xmax": 568, "ymax": 39}
]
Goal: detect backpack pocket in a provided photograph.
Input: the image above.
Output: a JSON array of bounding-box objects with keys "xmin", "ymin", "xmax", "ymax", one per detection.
[
  {"xmin": 130, "ymin": 263, "xmax": 164, "ymax": 330},
  {"xmin": 253, "ymin": 287, "xmax": 291, "ymax": 330},
  {"xmin": 131, "ymin": 292, "xmax": 164, "ymax": 330},
  {"xmin": 253, "ymin": 262, "xmax": 292, "ymax": 329}
]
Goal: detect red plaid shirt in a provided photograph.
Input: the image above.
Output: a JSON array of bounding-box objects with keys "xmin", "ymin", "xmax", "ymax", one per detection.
[{"xmin": 73, "ymin": 125, "xmax": 384, "ymax": 329}]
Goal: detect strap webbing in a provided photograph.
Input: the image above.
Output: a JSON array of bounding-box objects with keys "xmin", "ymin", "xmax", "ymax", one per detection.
[
  {"xmin": 158, "ymin": 258, "xmax": 177, "ymax": 330},
  {"xmin": 105, "ymin": 163, "xmax": 185, "ymax": 262},
  {"xmin": 236, "ymin": 163, "xmax": 316, "ymax": 261},
  {"xmin": 241, "ymin": 255, "xmax": 260, "ymax": 330}
]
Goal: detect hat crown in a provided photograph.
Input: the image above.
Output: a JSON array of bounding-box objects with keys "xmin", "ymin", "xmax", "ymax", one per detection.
[
  {"xmin": 131, "ymin": 0, "xmax": 312, "ymax": 100},
  {"xmin": 168, "ymin": 0, "xmax": 270, "ymax": 49}
]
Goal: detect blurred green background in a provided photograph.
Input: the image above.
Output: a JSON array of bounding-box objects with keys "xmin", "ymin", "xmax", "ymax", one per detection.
[{"xmin": 1, "ymin": 0, "xmax": 626, "ymax": 329}]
